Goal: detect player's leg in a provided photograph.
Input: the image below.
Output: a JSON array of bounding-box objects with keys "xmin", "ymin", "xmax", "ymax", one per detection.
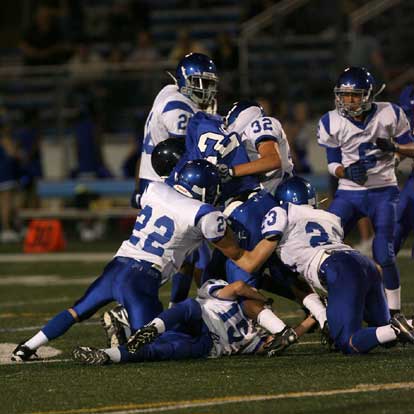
[
  {"xmin": 11, "ymin": 257, "xmax": 121, "ymax": 361},
  {"xmin": 127, "ymin": 298, "xmax": 203, "ymax": 353},
  {"xmin": 321, "ymin": 252, "xmax": 379, "ymax": 354},
  {"xmin": 369, "ymin": 187, "xmax": 401, "ymax": 314},
  {"xmin": 117, "ymin": 262, "xmax": 163, "ymax": 331},
  {"xmin": 327, "ymin": 190, "xmax": 362, "ymax": 235},
  {"xmin": 394, "ymin": 178, "xmax": 414, "ymax": 255},
  {"xmin": 73, "ymin": 327, "xmax": 213, "ymax": 365}
]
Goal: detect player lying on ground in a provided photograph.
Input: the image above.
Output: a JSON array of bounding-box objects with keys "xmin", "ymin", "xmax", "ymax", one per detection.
[
  {"xmin": 73, "ymin": 279, "xmax": 316, "ymax": 365},
  {"xmin": 11, "ymin": 160, "xmax": 277, "ymax": 362},
  {"xmin": 255, "ymin": 176, "xmax": 414, "ymax": 354}
]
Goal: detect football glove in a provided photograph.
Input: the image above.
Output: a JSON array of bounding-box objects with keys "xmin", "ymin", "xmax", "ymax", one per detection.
[
  {"xmin": 217, "ymin": 164, "xmax": 234, "ymax": 183},
  {"xmin": 344, "ymin": 160, "xmax": 368, "ymax": 185},
  {"xmin": 264, "ymin": 326, "xmax": 298, "ymax": 357},
  {"xmin": 320, "ymin": 321, "xmax": 335, "ymax": 351},
  {"xmin": 376, "ymin": 137, "xmax": 398, "ymax": 153}
]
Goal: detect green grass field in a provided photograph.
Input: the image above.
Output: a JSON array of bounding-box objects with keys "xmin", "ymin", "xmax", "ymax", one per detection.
[{"xmin": 1, "ymin": 251, "xmax": 414, "ymax": 414}]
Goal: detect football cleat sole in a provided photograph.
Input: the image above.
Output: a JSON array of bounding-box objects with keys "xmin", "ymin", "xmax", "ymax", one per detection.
[
  {"xmin": 127, "ymin": 324, "xmax": 159, "ymax": 354},
  {"xmin": 72, "ymin": 346, "xmax": 110, "ymax": 365}
]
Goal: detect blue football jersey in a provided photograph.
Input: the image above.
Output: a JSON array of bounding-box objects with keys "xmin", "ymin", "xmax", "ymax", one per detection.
[{"xmin": 172, "ymin": 112, "xmax": 260, "ymax": 203}]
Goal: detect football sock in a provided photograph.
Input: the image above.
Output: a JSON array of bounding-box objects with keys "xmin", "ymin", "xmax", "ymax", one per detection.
[
  {"xmin": 302, "ymin": 293, "xmax": 327, "ymax": 328},
  {"xmin": 257, "ymin": 308, "xmax": 286, "ymax": 334},
  {"xmin": 150, "ymin": 317, "xmax": 166, "ymax": 334},
  {"xmin": 41, "ymin": 309, "xmax": 77, "ymax": 340},
  {"xmin": 104, "ymin": 347, "xmax": 121, "ymax": 363},
  {"xmin": 384, "ymin": 287, "xmax": 401, "ymax": 312},
  {"xmin": 25, "ymin": 331, "xmax": 49, "ymax": 350},
  {"xmin": 375, "ymin": 325, "xmax": 397, "ymax": 344}
]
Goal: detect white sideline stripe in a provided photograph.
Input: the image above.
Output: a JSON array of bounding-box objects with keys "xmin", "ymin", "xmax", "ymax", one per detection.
[
  {"xmin": 0, "ymin": 320, "xmax": 100, "ymax": 333},
  {"xmin": 0, "ymin": 296, "xmax": 73, "ymax": 308},
  {"xmin": 0, "ymin": 249, "xmax": 411, "ymax": 263},
  {"xmin": 28, "ymin": 382, "xmax": 414, "ymax": 414},
  {"xmin": 0, "ymin": 253, "xmax": 112, "ymax": 263}
]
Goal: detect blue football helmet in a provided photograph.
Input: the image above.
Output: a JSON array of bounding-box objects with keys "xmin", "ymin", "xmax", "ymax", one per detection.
[
  {"xmin": 274, "ymin": 176, "xmax": 317, "ymax": 208},
  {"xmin": 334, "ymin": 67, "xmax": 376, "ymax": 117},
  {"xmin": 224, "ymin": 100, "xmax": 265, "ymax": 133},
  {"xmin": 176, "ymin": 53, "xmax": 218, "ymax": 108},
  {"xmin": 173, "ymin": 159, "xmax": 221, "ymax": 205}
]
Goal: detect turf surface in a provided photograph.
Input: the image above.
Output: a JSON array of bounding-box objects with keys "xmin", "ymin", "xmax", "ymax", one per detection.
[{"xmin": 1, "ymin": 256, "xmax": 413, "ymax": 414}]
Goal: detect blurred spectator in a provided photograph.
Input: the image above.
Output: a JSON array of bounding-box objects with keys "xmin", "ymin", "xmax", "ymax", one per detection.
[
  {"xmin": 284, "ymin": 101, "xmax": 313, "ymax": 174},
  {"xmin": 108, "ymin": 1, "xmax": 135, "ymax": 44},
  {"xmin": 59, "ymin": 0, "xmax": 84, "ymax": 41},
  {"xmin": 13, "ymin": 109, "xmax": 43, "ymax": 209},
  {"xmin": 346, "ymin": 15, "xmax": 388, "ymax": 85},
  {"xmin": 107, "ymin": 44, "xmax": 126, "ymax": 66},
  {"xmin": 127, "ymin": 30, "xmax": 161, "ymax": 67},
  {"xmin": 67, "ymin": 39, "xmax": 105, "ymax": 80},
  {"xmin": 168, "ymin": 29, "xmax": 209, "ymax": 64},
  {"xmin": 212, "ymin": 32, "xmax": 238, "ymax": 72},
  {"xmin": 20, "ymin": 4, "xmax": 73, "ymax": 66},
  {"xmin": 129, "ymin": 0, "xmax": 150, "ymax": 31},
  {"xmin": 244, "ymin": 0, "xmax": 276, "ymax": 21},
  {"xmin": 212, "ymin": 32, "xmax": 238, "ymax": 102},
  {"xmin": 71, "ymin": 92, "xmax": 112, "ymax": 179},
  {"xmin": 0, "ymin": 119, "xmax": 21, "ymax": 242}
]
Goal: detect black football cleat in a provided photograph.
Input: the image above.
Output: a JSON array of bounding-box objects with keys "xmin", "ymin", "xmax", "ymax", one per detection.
[
  {"xmin": 101, "ymin": 305, "xmax": 130, "ymax": 347},
  {"xmin": 390, "ymin": 313, "xmax": 414, "ymax": 344},
  {"xmin": 127, "ymin": 324, "xmax": 159, "ymax": 354},
  {"xmin": 72, "ymin": 346, "xmax": 110, "ymax": 365},
  {"xmin": 11, "ymin": 343, "xmax": 39, "ymax": 362}
]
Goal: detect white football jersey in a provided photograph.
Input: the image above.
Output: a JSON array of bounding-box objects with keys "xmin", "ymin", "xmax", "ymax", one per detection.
[
  {"xmin": 139, "ymin": 85, "xmax": 200, "ymax": 182},
  {"xmin": 262, "ymin": 204, "xmax": 352, "ymax": 292},
  {"xmin": 196, "ymin": 279, "xmax": 264, "ymax": 357},
  {"xmin": 115, "ymin": 182, "xmax": 226, "ymax": 284},
  {"xmin": 318, "ymin": 102, "xmax": 411, "ymax": 190},
  {"xmin": 231, "ymin": 115, "xmax": 294, "ymax": 194}
]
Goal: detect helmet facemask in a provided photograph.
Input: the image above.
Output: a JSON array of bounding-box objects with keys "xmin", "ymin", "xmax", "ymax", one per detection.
[
  {"xmin": 334, "ymin": 85, "xmax": 373, "ymax": 117},
  {"xmin": 180, "ymin": 73, "xmax": 218, "ymax": 107}
]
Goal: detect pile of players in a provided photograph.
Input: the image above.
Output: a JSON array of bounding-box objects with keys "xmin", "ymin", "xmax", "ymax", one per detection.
[{"xmin": 11, "ymin": 53, "xmax": 414, "ymax": 365}]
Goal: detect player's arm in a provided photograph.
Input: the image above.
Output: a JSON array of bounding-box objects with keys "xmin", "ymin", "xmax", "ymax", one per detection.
[
  {"xmin": 231, "ymin": 140, "xmax": 282, "ymax": 177},
  {"xmin": 212, "ymin": 227, "xmax": 278, "ymax": 274},
  {"xmin": 215, "ymin": 280, "xmax": 268, "ymax": 302},
  {"xmin": 376, "ymin": 138, "xmax": 414, "ymax": 158}
]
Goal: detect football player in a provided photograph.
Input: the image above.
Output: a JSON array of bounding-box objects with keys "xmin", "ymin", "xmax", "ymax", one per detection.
[
  {"xmin": 72, "ymin": 279, "xmax": 312, "ymax": 365},
  {"xmin": 378, "ymin": 85, "xmax": 414, "ymax": 257},
  {"xmin": 135, "ymin": 52, "xmax": 218, "ymax": 199},
  {"xmin": 133, "ymin": 53, "xmax": 218, "ymax": 308},
  {"xmin": 11, "ymin": 160, "xmax": 275, "ymax": 362},
  {"xmin": 317, "ymin": 66, "xmax": 414, "ymax": 315},
  {"xmin": 219, "ymin": 100, "xmax": 294, "ymax": 196},
  {"xmin": 258, "ymin": 177, "xmax": 414, "ymax": 354}
]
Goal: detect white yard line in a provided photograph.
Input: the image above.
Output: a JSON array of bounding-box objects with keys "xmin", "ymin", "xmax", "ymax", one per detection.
[
  {"xmin": 0, "ymin": 249, "xmax": 411, "ymax": 263},
  {"xmin": 26, "ymin": 382, "xmax": 414, "ymax": 414}
]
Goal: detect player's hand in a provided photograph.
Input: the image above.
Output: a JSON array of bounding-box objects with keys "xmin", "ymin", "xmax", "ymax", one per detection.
[
  {"xmin": 376, "ymin": 138, "xmax": 397, "ymax": 153},
  {"xmin": 217, "ymin": 164, "xmax": 234, "ymax": 183},
  {"xmin": 130, "ymin": 189, "xmax": 140, "ymax": 209},
  {"xmin": 344, "ymin": 160, "xmax": 368, "ymax": 185}
]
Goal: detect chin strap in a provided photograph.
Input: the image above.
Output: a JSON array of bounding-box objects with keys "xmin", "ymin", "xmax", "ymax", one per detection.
[
  {"xmin": 374, "ymin": 83, "xmax": 386, "ymax": 99},
  {"xmin": 166, "ymin": 71, "xmax": 178, "ymax": 85}
]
